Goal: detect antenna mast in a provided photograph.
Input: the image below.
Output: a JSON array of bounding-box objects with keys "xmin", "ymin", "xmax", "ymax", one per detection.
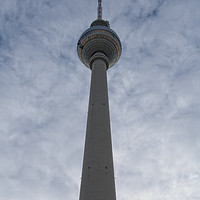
[{"xmin": 98, "ymin": 0, "xmax": 102, "ymax": 19}]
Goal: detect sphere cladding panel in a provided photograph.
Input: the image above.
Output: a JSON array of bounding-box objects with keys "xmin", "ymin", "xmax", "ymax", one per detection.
[
  {"xmin": 77, "ymin": 25, "xmax": 122, "ymax": 68},
  {"xmin": 82, "ymin": 39, "xmax": 117, "ymax": 67}
]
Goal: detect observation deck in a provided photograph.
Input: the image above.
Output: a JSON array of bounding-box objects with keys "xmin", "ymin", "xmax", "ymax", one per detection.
[{"xmin": 77, "ymin": 19, "xmax": 122, "ymax": 69}]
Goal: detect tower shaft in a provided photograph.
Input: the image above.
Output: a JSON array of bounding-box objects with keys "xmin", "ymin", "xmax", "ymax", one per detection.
[{"xmin": 79, "ymin": 58, "xmax": 116, "ymax": 200}]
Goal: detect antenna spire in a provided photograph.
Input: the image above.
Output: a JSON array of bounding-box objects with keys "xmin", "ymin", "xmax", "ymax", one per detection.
[{"xmin": 97, "ymin": 0, "xmax": 102, "ymax": 19}]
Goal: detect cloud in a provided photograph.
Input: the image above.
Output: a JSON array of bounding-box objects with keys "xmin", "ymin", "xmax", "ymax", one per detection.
[{"xmin": 0, "ymin": 0, "xmax": 200, "ymax": 200}]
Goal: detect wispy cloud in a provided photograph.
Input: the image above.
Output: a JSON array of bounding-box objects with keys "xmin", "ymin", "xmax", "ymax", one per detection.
[{"xmin": 0, "ymin": 0, "xmax": 200, "ymax": 199}]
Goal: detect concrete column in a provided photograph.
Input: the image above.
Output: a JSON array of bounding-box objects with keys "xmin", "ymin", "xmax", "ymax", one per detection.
[{"xmin": 79, "ymin": 58, "xmax": 116, "ymax": 200}]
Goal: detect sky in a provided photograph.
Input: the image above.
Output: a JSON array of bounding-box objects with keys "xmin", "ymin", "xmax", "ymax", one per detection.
[{"xmin": 0, "ymin": 0, "xmax": 200, "ymax": 199}]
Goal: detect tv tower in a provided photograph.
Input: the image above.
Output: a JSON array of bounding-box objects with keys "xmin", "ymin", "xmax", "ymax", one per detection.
[{"xmin": 77, "ymin": 1, "xmax": 122, "ymax": 200}]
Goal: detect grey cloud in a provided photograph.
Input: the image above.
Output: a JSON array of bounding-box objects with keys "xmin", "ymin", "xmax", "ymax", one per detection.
[{"xmin": 0, "ymin": 0, "xmax": 200, "ymax": 199}]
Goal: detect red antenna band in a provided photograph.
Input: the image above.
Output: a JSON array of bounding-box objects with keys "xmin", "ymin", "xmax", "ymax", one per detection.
[{"xmin": 98, "ymin": 0, "xmax": 102, "ymax": 19}]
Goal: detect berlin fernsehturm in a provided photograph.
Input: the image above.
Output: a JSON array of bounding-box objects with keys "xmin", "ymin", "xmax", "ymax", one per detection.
[{"xmin": 77, "ymin": 0, "xmax": 122, "ymax": 200}]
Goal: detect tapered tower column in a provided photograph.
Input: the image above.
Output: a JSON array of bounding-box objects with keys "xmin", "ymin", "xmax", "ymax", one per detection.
[
  {"xmin": 77, "ymin": 1, "xmax": 122, "ymax": 199},
  {"xmin": 79, "ymin": 55, "xmax": 116, "ymax": 200}
]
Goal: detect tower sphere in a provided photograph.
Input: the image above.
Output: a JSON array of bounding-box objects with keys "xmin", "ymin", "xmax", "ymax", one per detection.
[{"xmin": 77, "ymin": 19, "xmax": 122, "ymax": 69}]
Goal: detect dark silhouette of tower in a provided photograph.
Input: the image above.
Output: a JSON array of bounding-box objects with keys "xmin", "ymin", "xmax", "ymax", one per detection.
[{"xmin": 77, "ymin": 1, "xmax": 122, "ymax": 200}]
